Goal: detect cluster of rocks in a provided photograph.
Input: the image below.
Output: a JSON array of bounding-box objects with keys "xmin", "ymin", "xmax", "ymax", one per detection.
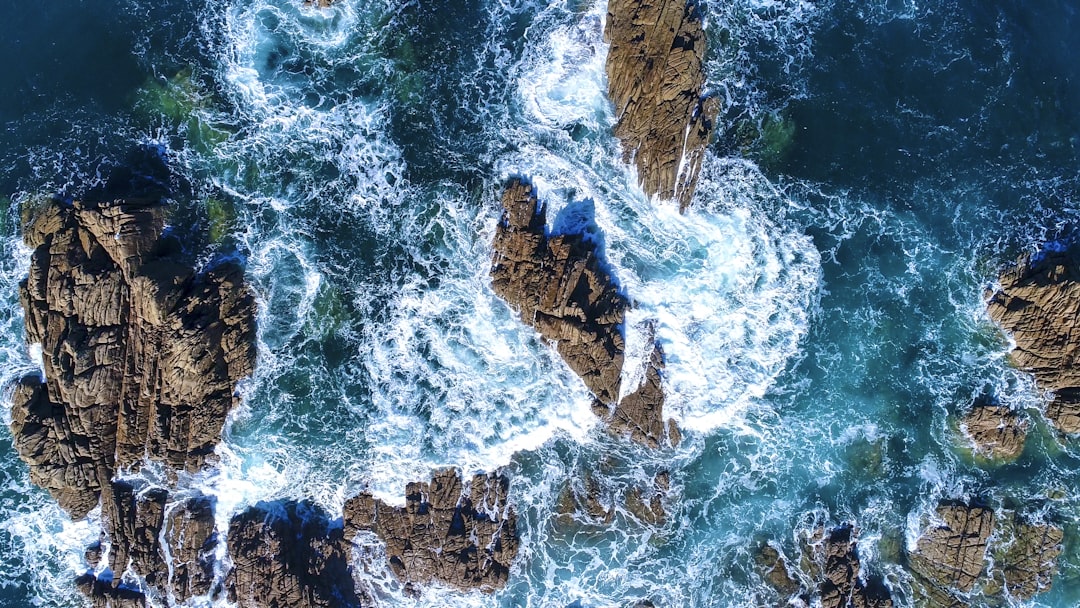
[
  {"xmin": 987, "ymin": 245, "xmax": 1080, "ymax": 435},
  {"xmin": 10, "ymin": 193, "xmax": 522, "ymax": 604},
  {"xmin": 605, "ymin": 0, "xmax": 719, "ymax": 211},
  {"xmin": 10, "ymin": 196, "xmax": 256, "ymax": 606},
  {"xmin": 756, "ymin": 523, "xmax": 893, "ymax": 608},
  {"xmin": 908, "ymin": 501, "xmax": 1063, "ymax": 605},
  {"xmin": 491, "ymin": 179, "xmax": 679, "ymax": 448},
  {"xmin": 344, "ymin": 468, "xmax": 518, "ymax": 593}
]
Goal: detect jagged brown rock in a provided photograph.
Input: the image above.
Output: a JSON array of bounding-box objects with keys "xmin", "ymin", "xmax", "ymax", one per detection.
[
  {"xmin": 491, "ymin": 180, "xmax": 626, "ymax": 404},
  {"xmin": 909, "ymin": 503, "xmax": 995, "ymax": 595},
  {"xmin": 101, "ymin": 481, "xmax": 169, "ymax": 588},
  {"xmin": 12, "ymin": 198, "xmax": 256, "ymax": 518},
  {"xmin": 227, "ymin": 500, "xmax": 361, "ymax": 608},
  {"xmin": 165, "ymin": 494, "xmax": 218, "ymax": 601},
  {"xmin": 605, "ymin": 0, "xmax": 720, "ymax": 211},
  {"xmin": 988, "ymin": 245, "xmax": 1080, "ymax": 433},
  {"xmin": 75, "ymin": 574, "xmax": 147, "ymax": 608},
  {"xmin": 593, "ymin": 340, "xmax": 680, "ymax": 448},
  {"xmin": 961, "ymin": 404, "xmax": 1028, "ymax": 460},
  {"xmin": 815, "ymin": 525, "xmax": 893, "ymax": 608},
  {"xmin": 343, "ymin": 468, "xmax": 518, "ymax": 592}
]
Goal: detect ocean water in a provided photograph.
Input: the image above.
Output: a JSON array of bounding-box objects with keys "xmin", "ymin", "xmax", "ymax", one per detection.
[{"xmin": 0, "ymin": 0, "xmax": 1079, "ymax": 606}]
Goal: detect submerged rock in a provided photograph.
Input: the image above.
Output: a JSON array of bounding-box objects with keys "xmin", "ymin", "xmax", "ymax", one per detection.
[
  {"xmin": 343, "ymin": 468, "xmax": 518, "ymax": 592},
  {"xmin": 227, "ymin": 500, "xmax": 361, "ymax": 608},
  {"xmin": 988, "ymin": 515, "xmax": 1063, "ymax": 600},
  {"xmin": 491, "ymin": 180, "xmax": 627, "ymax": 404},
  {"xmin": 604, "ymin": 0, "xmax": 719, "ymax": 211},
  {"xmin": 909, "ymin": 502, "xmax": 995, "ymax": 596},
  {"xmin": 11, "ymin": 198, "xmax": 256, "ymax": 518},
  {"xmin": 961, "ymin": 404, "xmax": 1028, "ymax": 460},
  {"xmin": 987, "ymin": 245, "xmax": 1080, "ymax": 433}
]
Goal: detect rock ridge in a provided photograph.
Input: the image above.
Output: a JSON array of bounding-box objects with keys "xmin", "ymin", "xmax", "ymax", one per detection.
[{"xmin": 605, "ymin": 0, "xmax": 720, "ymax": 211}]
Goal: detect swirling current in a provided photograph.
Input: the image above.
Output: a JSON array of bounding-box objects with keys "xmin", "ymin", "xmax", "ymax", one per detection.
[{"xmin": 1, "ymin": 0, "xmax": 1080, "ymax": 606}]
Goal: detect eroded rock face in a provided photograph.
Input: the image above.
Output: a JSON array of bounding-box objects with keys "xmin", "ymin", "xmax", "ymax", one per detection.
[
  {"xmin": 343, "ymin": 468, "xmax": 518, "ymax": 592},
  {"xmin": 166, "ymin": 495, "xmax": 218, "ymax": 601},
  {"xmin": 10, "ymin": 194, "xmax": 256, "ymax": 604},
  {"xmin": 491, "ymin": 180, "xmax": 626, "ymax": 404},
  {"xmin": 987, "ymin": 246, "xmax": 1080, "ymax": 433},
  {"xmin": 605, "ymin": 0, "xmax": 720, "ymax": 211},
  {"xmin": 227, "ymin": 500, "xmax": 361, "ymax": 608},
  {"xmin": 909, "ymin": 503, "xmax": 995, "ymax": 595},
  {"xmin": 11, "ymin": 198, "xmax": 256, "ymax": 519},
  {"xmin": 962, "ymin": 404, "xmax": 1028, "ymax": 460}
]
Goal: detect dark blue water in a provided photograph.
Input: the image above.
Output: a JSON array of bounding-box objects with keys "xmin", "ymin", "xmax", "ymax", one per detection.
[{"xmin": 0, "ymin": 0, "xmax": 1078, "ymax": 606}]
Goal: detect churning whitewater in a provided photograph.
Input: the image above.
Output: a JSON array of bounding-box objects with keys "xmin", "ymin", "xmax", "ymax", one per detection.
[{"xmin": 2, "ymin": 0, "xmax": 1080, "ymax": 606}]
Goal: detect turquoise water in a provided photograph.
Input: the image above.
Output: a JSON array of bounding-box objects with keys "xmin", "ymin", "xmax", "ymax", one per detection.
[{"xmin": 1, "ymin": 0, "xmax": 1079, "ymax": 606}]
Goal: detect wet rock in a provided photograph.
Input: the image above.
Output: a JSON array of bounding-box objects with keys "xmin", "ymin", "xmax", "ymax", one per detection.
[
  {"xmin": 815, "ymin": 525, "xmax": 893, "ymax": 608},
  {"xmin": 227, "ymin": 500, "xmax": 360, "ymax": 608},
  {"xmin": 909, "ymin": 502, "xmax": 995, "ymax": 595},
  {"xmin": 988, "ymin": 515, "xmax": 1063, "ymax": 600},
  {"xmin": 75, "ymin": 574, "xmax": 146, "ymax": 608},
  {"xmin": 556, "ymin": 473, "xmax": 615, "ymax": 525},
  {"xmin": 102, "ymin": 481, "xmax": 168, "ymax": 587},
  {"xmin": 605, "ymin": 0, "xmax": 719, "ymax": 211},
  {"xmin": 491, "ymin": 180, "xmax": 626, "ymax": 404},
  {"xmin": 961, "ymin": 404, "xmax": 1028, "ymax": 460},
  {"xmin": 594, "ymin": 340, "xmax": 680, "ymax": 449},
  {"xmin": 753, "ymin": 542, "xmax": 801, "ymax": 599},
  {"xmin": 343, "ymin": 468, "xmax": 518, "ymax": 592},
  {"xmin": 11, "ymin": 197, "xmax": 256, "ymax": 520},
  {"xmin": 165, "ymin": 494, "xmax": 218, "ymax": 601},
  {"xmin": 987, "ymin": 245, "xmax": 1080, "ymax": 433},
  {"xmin": 303, "ymin": 0, "xmax": 335, "ymax": 6},
  {"xmin": 624, "ymin": 471, "xmax": 670, "ymax": 526}
]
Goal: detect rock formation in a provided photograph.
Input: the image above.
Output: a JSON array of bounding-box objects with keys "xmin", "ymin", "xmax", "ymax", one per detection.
[
  {"xmin": 812, "ymin": 525, "xmax": 894, "ymax": 608},
  {"xmin": 12, "ymin": 197, "xmax": 256, "ymax": 518},
  {"xmin": 605, "ymin": 0, "xmax": 720, "ymax": 211},
  {"xmin": 492, "ymin": 180, "xmax": 678, "ymax": 448},
  {"xmin": 909, "ymin": 502, "xmax": 995, "ymax": 598},
  {"xmin": 757, "ymin": 523, "xmax": 893, "ymax": 607},
  {"xmin": 988, "ymin": 515, "xmax": 1063, "ymax": 600},
  {"xmin": 961, "ymin": 403, "xmax": 1028, "ymax": 460},
  {"xmin": 592, "ymin": 339, "xmax": 680, "ymax": 448},
  {"xmin": 10, "ymin": 191, "xmax": 256, "ymax": 604},
  {"xmin": 491, "ymin": 180, "xmax": 626, "ymax": 404},
  {"xmin": 227, "ymin": 500, "xmax": 361, "ymax": 608},
  {"xmin": 987, "ymin": 244, "xmax": 1080, "ymax": 433},
  {"xmin": 343, "ymin": 468, "xmax": 518, "ymax": 592}
]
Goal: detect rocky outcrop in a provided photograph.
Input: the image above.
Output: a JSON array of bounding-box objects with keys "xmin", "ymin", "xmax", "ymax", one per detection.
[
  {"xmin": 11, "ymin": 197, "xmax": 256, "ymax": 519},
  {"xmin": 813, "ymin": 525, "xmax": 893, "ymax": 608},
  {"xmin": 492, "ymin": 180, "xmax": 679, "ymax": 448},
  {"xmin": 988, "ymin": 516, "xmax": 1063, "ymax": 600},
  {"xmin": 343, "ymin": 468, "xmax": 518, "ymax": 593},
  {"xmin": 491, "ymin": 180, "xmax": 626, "ymax": 404},
  {"xmin": 605, "ymin": 0, "xmax": 720, "ymax": 211},
  {"xmin": 165, "ymin": 494, "xmax": 218, "ymax": 601},
  {"xmin": 9, "ymin": 190, "xmax": 256, "ymax": 605},
  {"xmin": 987, "ymin": 245, "xmax": 1080, "ymax": 433},
  {"xmin": 592, "ymin": 340, "xmax": 680, "ymax": 448},
  {"xmin": 227, "ymin": 500, "xmax": 361, "ymax": 608},
  {"xmin": 961, "ymin": 404, "xmax": 1028, "ymax": 460},
  {"xmin": 757, "ymin": 524, "xmax": 893, "ymax": 607},
  {"xmin": 909, "ymin": 503, "xmax": 995, "ymax": 597}
]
